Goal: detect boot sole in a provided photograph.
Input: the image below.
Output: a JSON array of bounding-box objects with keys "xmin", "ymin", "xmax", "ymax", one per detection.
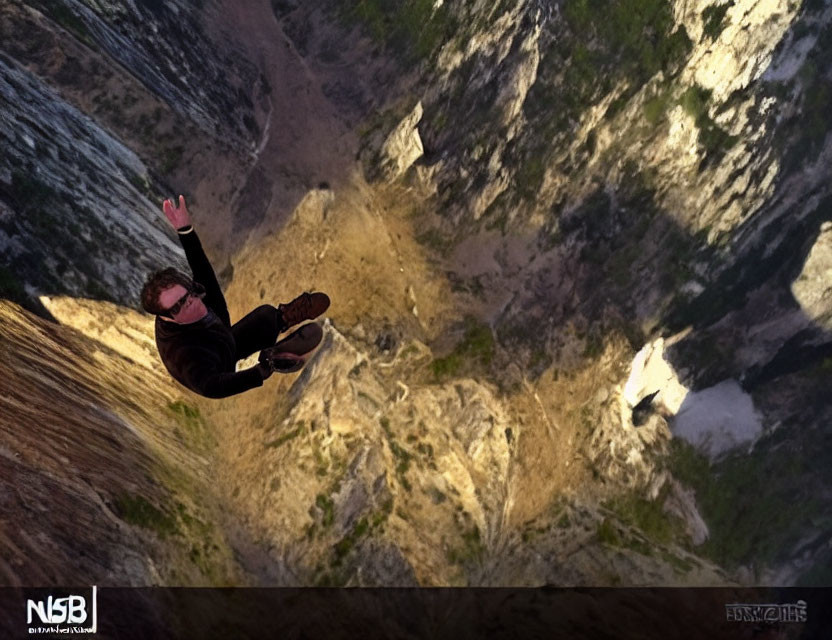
[{"xmin": 263, "ymin": 322, "xmax": 324, "ymax": 359}]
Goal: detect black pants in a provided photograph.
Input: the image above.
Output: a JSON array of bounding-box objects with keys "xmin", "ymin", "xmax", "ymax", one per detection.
[{"xmin": 228, "ymin": 305, "xmax": 287, "ymax": 361}]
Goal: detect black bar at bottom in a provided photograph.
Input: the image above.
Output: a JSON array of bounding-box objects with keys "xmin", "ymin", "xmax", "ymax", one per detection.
[{"xmin": 0, "ymin": 587, "xmax": 829, "ymax": 639}]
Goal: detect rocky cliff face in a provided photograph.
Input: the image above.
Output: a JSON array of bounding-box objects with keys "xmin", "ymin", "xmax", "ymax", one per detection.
[{"xmin": 1, "ymin": 0, "xmax": 830, "ymax": 587}]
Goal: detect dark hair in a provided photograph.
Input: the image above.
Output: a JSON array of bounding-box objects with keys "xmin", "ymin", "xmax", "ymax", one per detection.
[{"xmin": 140, "ymin": 268, "xmax": 194, "ymax": 315}]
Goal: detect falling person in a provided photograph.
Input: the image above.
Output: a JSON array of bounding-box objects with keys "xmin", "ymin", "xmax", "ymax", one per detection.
[{"xmin": 140, "ymin": 196, "xmax": 330, "ymax": 398}]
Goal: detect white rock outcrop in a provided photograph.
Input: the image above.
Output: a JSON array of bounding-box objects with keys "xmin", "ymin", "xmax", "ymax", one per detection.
[{"xmin": 380, "ymin": 102, "xmax": 424, "ymax": 181}]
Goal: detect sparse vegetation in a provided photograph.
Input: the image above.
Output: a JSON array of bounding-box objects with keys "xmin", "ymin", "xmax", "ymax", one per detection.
[
  {"xmin": 167, "ymin": 401, "xmax": 214, "ymax": 451},
  {"xmin": 315, "ymin": 494, "xmax": 335, "ymax": 529},
  {"xmin": 604, "ymin": 486, "xmax": 688, "ymax": 546},
  {"xmin": 701, "ymin": 2, "xmax": 734, "ymax": 42},
  {"xmin": 643, "ymin": 87, "xmax": 673, "ymax": 126},
  {"xmin": 333, "ymin": 517, "xmax": 370, "ymax": 562},
  {"xmin": 114, "ymin": 494, "xmax": 179, "ymax": 538},
  {"xmin": 679, "ymin": 85, "xmax": 737, "ymax": 158},
  {"xmin": 596, "ymin": 518, "xmax": 621, "ymax": 546},
  {"xmin": 339, "ymin": 0, "xmax": 458, "ymax": 63},
  {"xmin": 668, "ymin": 438, "xmax": 821, "ymax": 571},
  {"xmin": 447, "ymin": 525, "xmax": 486, "ymax": 565},
  {"xmin": 431, "ymin": 317, "xmax": 494, "ymax": 379},
  {"xmin": 380, "ymin": 417, "xmax": 414, "ymax": 491},
  {"xmin": 515, "ymin": 155, "xmax": 547, "ymax": 200},
  {"xmin": 527, "ymin": 0, "xmax": 692, "ymax": 130},
  {"xmin": 266, "ymin": 421, "xmax": 305, "ymax": 448}
]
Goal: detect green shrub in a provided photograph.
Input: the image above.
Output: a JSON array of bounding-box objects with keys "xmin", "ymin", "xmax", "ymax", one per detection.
[
  {"xmin": 315, "ymin": 494, "xmax": 335, "ymax": 528},
  {"xmin": 701, "ymin": 2, "xmax": 734, "ymax": 42},
  {"xmin": 679, "ymin": 85, "xmax": 712, "ymax": 120},
  {"xmin": 643, "ymin": 90, "xmax": 672, "ymax": 125},
  {"xmin": 604, "ymin": 489, "xmax": 686, "ymax": 546},
  {"xmin": 447, "ymin": 525, "xmax": 486, "ymax": 564},
  {"xmin": 431, "ymin": 317, "xmax": 494, "ymax": 379},
  {"xmin": 596, "ymin": 518, "xmax": 620, "ymax": 546},
  {"xmin": 679, "ymin": 85, "xmax": 737, "ymax": 156},
  {"xmin": 114, "ymin": 494, "xmax": 179, "ymax": 537}
]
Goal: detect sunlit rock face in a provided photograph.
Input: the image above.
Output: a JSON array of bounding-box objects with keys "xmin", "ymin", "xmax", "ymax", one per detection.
[
  {"xmin": 792, "ymin": 221, "xmax": 832, "ymax": 331},
  {"xmin": 1, "ymin": 0, "xmax": 831, "ymax": 590},
  {"xmin": 0, "ymin": 301, "xmax": 245, "ymax": 586}
]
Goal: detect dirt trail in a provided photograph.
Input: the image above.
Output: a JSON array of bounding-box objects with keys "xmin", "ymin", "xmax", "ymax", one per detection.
[{"xmin": 207, "ymin": 0, "xmax": 359, "ymax": 241}]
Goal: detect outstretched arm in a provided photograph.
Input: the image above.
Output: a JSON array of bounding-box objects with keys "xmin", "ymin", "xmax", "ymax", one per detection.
[
  {"xmin": 162, "ymin": 196, "xmax": 230, "ymax": 326},
  {"xmin": 163, "ymin": 195, "xmax": 192, "ymax": 231}
]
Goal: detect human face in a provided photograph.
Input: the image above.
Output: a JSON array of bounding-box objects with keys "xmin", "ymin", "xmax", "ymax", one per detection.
[{"xmin": 158, "ymin": 283, "xmax": 208, "ymax": 324}]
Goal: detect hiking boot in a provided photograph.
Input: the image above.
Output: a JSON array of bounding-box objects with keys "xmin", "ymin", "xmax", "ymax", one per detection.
[
  {"xmin": 266, "ymin": 353, "xmax": 306, "ymax": 373},
  {"xmin": 277, "ymin": 292, "xmax": 330, "ymax": 329},
  {"xmin": 259, "ymin": 323, "xmax": 323, "ymax": 375},
  {"xmin": 260, "ymin": 323, "xmax": 323, "ymax": 360}
]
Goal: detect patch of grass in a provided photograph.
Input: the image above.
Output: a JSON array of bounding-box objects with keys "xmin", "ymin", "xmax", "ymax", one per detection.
[
  {"xmin": 604, "ymin": 486, "xmax": 687, "ymax": 546},
  {"xmin": 114, "ymin": 494, "xmax": 179, "ymax": 538},
  {"xmin": 126, "ymin": 171, "xmax": 150, "ymax": 196},
  {"xmin": 596, "ymin": 518, "xmax": 621, "ymax": 546},
  {"xmin": 643, "ymin": 86, "xmax": 673, "ymax": 126},
  {"xmin": 515, "ymin": 154, "xmax": 547, "ymax": 200},
  {"xmin": 391, "ymin": 441, "xmax": 412, "ymax": 475},
  {"xmin": 314, "ymin": 446, "xmax": 329, "ymax": 476},
  {"xmin": 680, "ymin": 85, "xmax": 712, "ymax": 121},
  {"xmin": 380, "ymin": 417, "xmax": 414, "ymax": 490},
  {"xmin": 679, "ymin": 85, "xmax": 738, "ymax": 157},
  {"xmin": 582, "ymin": 331, "xmax": 604, "ymax": 359},
  {"xmin": 168, "ymin": 400, "xmax": 201, "ymax": 423},
  {"xmin": 624, "ymin": 537, "xmax": 654, "ymax": 556},
  {"xmin": 430, "ymin": 351, "xmax": 463, "ymax": 378},
  {"xmin": 371, "ymin": 499, "xmax": 394, "ymax": 528},
  {"xmin": 431, "ymin": 317, "xmax": 494, "ymax": 379},
  {"xmin": 660, "ymin": 549, "xmax": 694, "ymax": 573},
  {"xmin": 315, "ymin": 494, "xmax": 335, "ymax": 529},
  {"xmin": 333, "ymin": 517, "xmax": 369, "ymax": 563},
  {"xmin": 340, "ymin": 0, "xmax": 458, "ymax": 64},
  {"xmin": 167, "ymin": 401, "xmax": 214, "ymax": 450},
  {"xmin": 447, "ymin": 525, "xmax": 486, "ymax": 564}
]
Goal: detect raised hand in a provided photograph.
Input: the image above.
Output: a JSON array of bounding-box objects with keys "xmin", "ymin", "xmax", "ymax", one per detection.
[{"xmin": 162, "ymin": 195, "xmax": 191, "ymax": 230}]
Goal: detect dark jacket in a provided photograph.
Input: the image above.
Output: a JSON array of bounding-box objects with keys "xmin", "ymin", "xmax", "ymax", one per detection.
[{"xmin": 155, "ymin": 228, "xmax": 265, "ymax": 398}]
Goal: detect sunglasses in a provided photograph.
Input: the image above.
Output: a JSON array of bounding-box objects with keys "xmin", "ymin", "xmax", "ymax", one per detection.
[{"xmin": 163, "ymin": 282, "xmax": 206, "ymax": 317}]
